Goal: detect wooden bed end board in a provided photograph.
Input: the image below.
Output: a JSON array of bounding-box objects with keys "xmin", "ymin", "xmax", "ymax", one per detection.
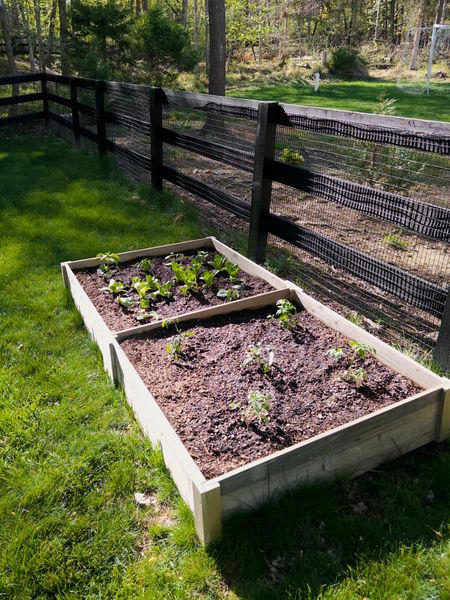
[
  {"xmin": 109, "ymin": 339, "xmax": 206, "ymax": 512},
  {"xmin": 62, "ymin": 262, "xmax": 116, "ymax": 375},
  {"xmin": 289, "ymin": 285, "xmax": 444, "ymax": 391},
  {"xmin": 212, "ymin": 385, "xmax": 444, "ymax": 520},
  {"xmin": 114, "ymin": 288, "xmax": 290, "ymax": 341},
  {"xmin": 60, "ymin": 236, "xmax": 287, "ymax": 290}
]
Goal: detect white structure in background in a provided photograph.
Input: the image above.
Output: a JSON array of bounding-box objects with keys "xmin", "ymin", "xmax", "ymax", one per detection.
[
  {"xmin": 397, "ymin": 24, "xmax": 450, "ymax": 95},
  {"xmin": 314, "ymin": 72, "xmax": 320, "ymax": 92}
]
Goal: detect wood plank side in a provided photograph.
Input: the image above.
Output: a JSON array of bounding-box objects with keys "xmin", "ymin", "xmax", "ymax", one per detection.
[
  {"xmin": 290, "ymin": 286, "xmax": 443, "ymax": 390},
  {"xmin": 110, "ymin": 341, "xmax": 205, "ymax": 510},
  {"xmin": 115, "ymin": 288, "xmax": 290, "ymax": 341},
  {"xmin": 436, "ymin": 381, "xmax": 450, "ymax": 442},
  {"xmin": 65, "ymin": 238, "xmax": 214, "ymax": 270},
  {"xmin": 63, "ymin": 264, "xmax": 116, "ymax": 375},
  {"xmin": 193, "ymin": 481, "xmax": 222, "ymax": 545},
  {"xmin": 215, "ymin": 387, "xmax": 442, "ymax": 517}
]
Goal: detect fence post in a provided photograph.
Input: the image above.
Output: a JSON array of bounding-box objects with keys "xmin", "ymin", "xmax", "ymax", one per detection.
[
  {"xmin": 149, "ymin": 87, "xmax": 163, "ymax": 191},
  {"xmin": 70, "ymin": 78, "xmax": 81, "ymax": 148},
  {"xmin": 434, "ymin": 290, "xmax": 450, "ymax": 372},
  {"xmin": 95, "ymin": 80, "xmax": 106, "ymax": 155},
  {"xmin": 248, "ymin": 101, "xmax": 278, "ymax": 263},
  {"xmin": 40, "ymin": 73, "xmax": 49, "ymax": 128}
]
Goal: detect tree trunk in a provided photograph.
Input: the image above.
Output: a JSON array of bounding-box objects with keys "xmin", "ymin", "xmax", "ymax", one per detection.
[
  {"xmin": 205, "ymin": 0, "xmax": 209, "ymax": 75},
  {"xmin": 58, "ymin": 0, "xmax": 70, "ymax": 75},
  {"xmin": 193, "ymin": 0, "xmax": 199, "ymax": 74},
  {"xmin": 47, "ymin": 0, "xmax": 57, "ymax": 68},
  {"xmin": 208, "ymin": 0, "xmax": 225, "ymax": 95},
  {"xmin": 0, "ymin": 0, "xmax": 19, "ymax": 116},
  {"xmin": 19, "ymin": 2, "xmax": 36, "ymax": 72},
  {"xmin": 181, "ymin": 0, "xmax": 187, "ymax": 26},
  {"xmin": 142, "ymin": 0, "xmax": 148, "ymax": 11},
  {"xmin": 409, "ymin": 0, "xmax": 425, "ymax": 70},
  {"xmin": 136, "ymin": 0, "xmax": 141, "ymax": 16},
  {"xmin": 33, "ymin": 0, "xmax": 45, "ymax": 71},
  {"xmin": 435, "ymin": 0, "xmax": 446, "ymax": 23}
]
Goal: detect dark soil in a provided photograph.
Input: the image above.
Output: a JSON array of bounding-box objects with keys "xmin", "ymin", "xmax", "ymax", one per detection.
[
  {"xmin": 121, "ymin": 306, "xmax": 420, "ymax": 478},
  {"xmin": 75, "ymin": 250, "xmax": 273, "ymax": 331}
]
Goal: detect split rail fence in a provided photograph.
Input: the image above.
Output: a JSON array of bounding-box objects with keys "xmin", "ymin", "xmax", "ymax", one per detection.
[{"xmin": 1, "ymin": 72, "xmax": 449, "ymax": 370}]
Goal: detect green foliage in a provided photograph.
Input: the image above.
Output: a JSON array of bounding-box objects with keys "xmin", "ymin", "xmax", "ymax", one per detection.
[
  {"xmin": 162, "ymin": 320, "xmax": 195, "ymax": 361},
  {"xmin": 200, "ymin": 270, "xmax": 216, "ymax": 287},
  {"xmin": 138, "ymin": 258, "xmax": 153, "ymax": 273},
  {"xmin": 134, "ymin": 7, "xmax": 197, "ymax": 85},
  {"xmin": 117, "ymin": 295, "xmax": 134, "ymax": 309},
  {"xmin": 243, "ymin": 343, "xmax": 274, "ymax": 374},
  {"xmin": 280, "ymin": 146, "xmax": 305, "ymax": 166},
  {"xmin": 383, "ymin": 229, "xmax": 409, "ymax": 250},
  {"xmin": 343, "ymin": 341, "xmax": 376, "ymax": 388},
  {"xmin": 96, "ymin": 251, "xmax": 119, "ymax": 273},
  {"xmin": 217, "ymin": 287, "xmax": 240, "ymax": 302},
  {"xmin": 328, "ymin": 47, "xmax": 368, "ymax": 79},
  {"xmin": 328, "ymin": 347, "xmax": 344, "ymax": 361},
  {"xmin": 375, "ymin": 90, "xmax": 398, "ymax": 116},
  {"xmin": 102, "ymin": 278, "xmax": 126, "ymax": 294},
  {"xmin": 230, "ymin": 391, "xmax": 271, "ymax": 426},
  {"xmin": 70, "ymin": 0, "xmax": 132, "ymax": 79},
  {"xmin": 274, "ymin": 298, "xmax": 297, "ymax": 329},
  {"xmin": 171, "ymin": 261, "xmax": 199, "ymax": 295},
  {"xmin": 208, "ymin": 254, "xmax": 227, "ymax": 272}
]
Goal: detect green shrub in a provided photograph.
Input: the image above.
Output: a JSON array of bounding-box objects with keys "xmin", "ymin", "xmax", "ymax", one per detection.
[{"xmin": 329, "ymin": 47, "xmax": 368, "ymax": 79}]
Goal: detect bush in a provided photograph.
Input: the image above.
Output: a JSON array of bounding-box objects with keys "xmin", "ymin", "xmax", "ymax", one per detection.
[{"xmin": 328, "ymin": 47, "xmax": 368, "ymax": 79}]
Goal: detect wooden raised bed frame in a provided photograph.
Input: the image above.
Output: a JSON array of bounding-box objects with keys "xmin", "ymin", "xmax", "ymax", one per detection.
[{"xmin": 62, "ymin": 237, "xmax": 450, "ymax": 546}]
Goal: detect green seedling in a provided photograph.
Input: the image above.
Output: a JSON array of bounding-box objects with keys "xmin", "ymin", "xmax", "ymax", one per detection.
[
  {"xmin": 223, "ymin": 260, "xmax": 240, "ymax": 282},
  {"xmin": 208, "ymin": 254, "xmax": 227, "ymax": 272},
  {"xmin": 280, "ymin": 146, "xmax": 305, "ymax": 167},
  {"xmin": 383, "ymin": 229, "xmax": 409, "ymax": 250},
  {"xmin": 243, "ymin": 343, "xmax": 274, "ymax": 374},
  {"xmin": 275, "ymin": 299, "xmax": 297, "ymax": 329},
  {"xmin": 152, "ymin": 281, "xmax": 173, "ymax": 300},
  {"xmin": 135, "ymin": 309, "xmax": 160, "ymax": 322},
  {"xmin": 131, "ymin": 276, "xmax": 158, "ymax": 308},
  {"xmin": 165, "ymin": 252, "xmax": 185, "ymax": 265},
  {"xmin": 342, "ymin": 341, "xmax": 376, "ymax": 388},
  {"xmin": 217, "ymin": 287, "xmax": 240, "ymax": 302},
  {"xmin": 101, "ymin": 279, "xmax": 127, "ymax": 295},
  {"xmin": 117, "ymin": 296, "xmax": 134, "ymax": 309},
  {"xmin": 97, "ymin": 252, "xmax": 119, "ymax": 273},
  {"xmin": 201, "ymin": 270, "xmax": 216, "ymax": 287},
  {"xmin": 328, "ymin": 347, "xmax": 344, "ymax": 361},
  {"xmin": 171, "ymin": 262, "xmax": 199, "ymax": 294},
  {"xmin": 162, "ymin": 319, "xmax": 195, "ymax": 361},
  {"xmin": 230, "ymin": 391, "xmax": 271, "ymax": 426},
  {"xmin": 191, "ymin": 253, "xmax": 207, "ymax": 275},
  {"xmin": 138, "ymin": 258, "xmax": 153, "ymax": 273}
]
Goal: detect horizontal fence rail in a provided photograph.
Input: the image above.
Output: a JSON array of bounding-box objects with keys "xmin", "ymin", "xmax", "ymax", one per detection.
[{"xmin": 1, "ymin": 72, "xmax": 449, "ymax": 370}]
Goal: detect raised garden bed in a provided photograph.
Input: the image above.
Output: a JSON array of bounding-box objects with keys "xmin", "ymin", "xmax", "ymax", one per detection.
[
  {"xmin": 61, "ymin": 237, "xmax": 287, "ymax": 374},
  {"xmin": 62, "ymin": 238, "xmax": 450, "ymax": 546}
]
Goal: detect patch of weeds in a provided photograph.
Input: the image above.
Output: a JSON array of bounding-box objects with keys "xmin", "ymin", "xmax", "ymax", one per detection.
[
  {"xmin": 280, "ymin": 146, "xmax": 305, "ymax": 166},
  {"xmin": 383, "ymin": 229, "xmax": 409, "ymax": 250},
  {"xmin": 274, "ymin": 299, "xmax": 297, "ymax": 329}
]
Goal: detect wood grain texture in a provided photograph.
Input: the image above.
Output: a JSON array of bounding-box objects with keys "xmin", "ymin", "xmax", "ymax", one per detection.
[
  {"xmin": 110, "ymin": 340, "xmax": 206, "ymax": 510},
  {"xmin": 214, "ymin": 387, "xmax": 442, "ymax": 517},
  {"xmin": 193, "ymin": 480, "xmax": 222, "ymax": 545},
  {"xmin": 436, "ymin": 381, "xmax": 450, "ymax": 442}
]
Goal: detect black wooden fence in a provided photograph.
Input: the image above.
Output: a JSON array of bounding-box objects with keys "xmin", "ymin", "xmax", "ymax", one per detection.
[{"xmin": 1, "ymin": 72, "xmax": 449, "ymax": 370}]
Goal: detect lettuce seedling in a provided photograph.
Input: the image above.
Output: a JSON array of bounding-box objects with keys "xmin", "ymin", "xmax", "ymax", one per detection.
[
  {"xmin": 230, "ymin": 391, "xmax": 271, "ymax": 426},
  {"xmin": 135, "ymin": 309, "xmax": 160, "ymax": 322},
  {"xmin": 171, "ymin": 262, "xmax": 199, "ymax": 294},
  {"xmin": 151, "ymin": 281, "xmax": 173, "ymax": 300},
  {"xmin": 224, "ymin": 260, "xmax": 240, "ymax": 282},
  {"xmin": 117, "ymin": 296, "xmax": 134, "ymax": 309},
  {"xmin": 101, "ymin": 279, "xmax": 127, "ymax": 295},
  {"xmin": 208, "ymin": 254, "xmax": 227, "ymax": 272},
  {"xmin": 217, "ymin": 288, "xmax": 240, "ymax": 302},
  {"xmin": 201, "ymin": 270, "xmax": 216, "ymax": 287}
]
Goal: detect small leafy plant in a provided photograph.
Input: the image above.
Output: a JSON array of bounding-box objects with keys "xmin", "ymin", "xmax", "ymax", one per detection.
[
  {"xmin": 281, "ymin": 146, "xmax": 305, "ymax": 167},
  {"xmin": 230, "ymin": 391, "xmax": 271, "ymax": 426},
  {"xmin": 217, "ymin": 287, "xmax": 240, "ymax": 302},
  {"xmin": 135, "ymin": 309, "xmax": 160, "ymax": 322},
  {"xmin": 343, "ymin": 341, "xmax": 376, "ymax": 388},
  {"xmin": 201, "ymin": 270, "xmax": 216, "ymax": 287},
  {"xmin": 162, "ymin": 319, "xmax": 195, "ymax": 361},
  {"xmin": 102, "ymin": 279, "xmax": 127, "ymax": 295},
  {"xmin": 275, "ymin": 299, "xmax": 297, "ymax": 329},
  {"xmin": 138, "ymin": 258, "xmax": 153, "ymax": 273},
  {"xmin": 208, "ymin": 254, "xmax": 227, "ymax": 272},
  {"xmin": 97, "ymin": 252, "xmax": 119, "ymax": 273},
  {"xmin": 117, "ymin": 296, "xmax": 134, "ymax": 309},
  {"xmin": 171, "ymin": 262, "xmax": 199, "ymax": 295},
  {"xmin": 328, "ymin": 347, "xmax": 344, "ymax": 361},
  {"xmin": 243, "ymin": 343, "xmax": 274, "ymax": 374},
  {"xmin": 152, "ymin": 281, "xmax": 173, "ymax": 300},
  {"xmin": 223, "ymin": 260, "xmax": 240, "ymax": 282},
  {"xmin": 383, "ymin": 229, "xmax": 409, "ymax": 250}
]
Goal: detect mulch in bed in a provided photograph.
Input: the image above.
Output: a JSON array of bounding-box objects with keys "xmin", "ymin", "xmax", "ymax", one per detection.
[
  {"xmin": 120, "ymin": 305, "xmax": 420, "ymax": 478},
  {"xmin": 75, "ymin": 249, "xmax": 273, "ymax": 331}
]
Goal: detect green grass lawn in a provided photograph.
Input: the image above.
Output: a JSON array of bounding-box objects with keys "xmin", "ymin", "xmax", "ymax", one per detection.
[
  {"xmin": 1, "ymin": 134, "xmax": 450, "ymax": 599},
  {"xmin": 229, "ymin": 80, "xmax": 450, "ymax": 122}
]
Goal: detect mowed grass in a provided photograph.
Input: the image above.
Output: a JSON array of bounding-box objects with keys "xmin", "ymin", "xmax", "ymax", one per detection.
[
  {"xmin": 229, "ymin": 79, "xmax": 450, "ymax": 122},
  {"xmin": 1, "ymin": 135, "xmax": 450, "ymax": 599}
]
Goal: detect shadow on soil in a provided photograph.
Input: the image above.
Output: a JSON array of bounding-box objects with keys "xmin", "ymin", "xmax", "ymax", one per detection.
[{"xmin": 211, "ymin": 441, "xmax": 450, "ymax": 599}]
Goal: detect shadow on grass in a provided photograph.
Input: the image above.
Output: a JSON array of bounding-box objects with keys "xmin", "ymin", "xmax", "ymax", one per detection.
[{"xmin": 212, "ymin": 441, "xmax": 450, "ymax": 599}]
